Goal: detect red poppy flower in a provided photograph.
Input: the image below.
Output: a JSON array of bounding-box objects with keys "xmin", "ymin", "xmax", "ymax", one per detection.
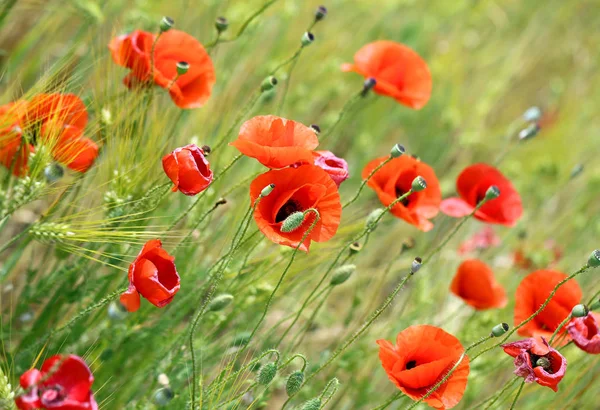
[
  {"xmin": 362, "ymin": 155, "xmax": 441, "ymax": 231},
  {"xmin": 458, "ymin": 226, "xmax": 500, "ymax": 255},
  {"xmin": 566, "ymin": 312, "xmax": 600, "ymax": 354},
  {"xmin": 120, "ymin": 239, "xmax": 180, "ymax": 312},
  {"xmin": 162, "ymin": 144, "xmax": 213, "ymax": 195},
  {"xmin": 109, "ymin": 29, "xmax": 215, "ymax": 109},
  {"xmin": 377, "ymin": 325, "xmax": 469, "ymax": 409},
  {"xmin": 15, "ymin": 354, "xmax": 97, "ymax": 410},
  {"xmin": 450, "ymin": 259, "xmax": 507, "ymax": 310},
  {"xmin": 342, "ymin": 41, "xmax": 432, "ymax": 109},
  {"xmin": 312, "ymin": 150, "xmax": 349, "ymax": 187},
  {"xmin": 231, "ymin": 115, "xmax": 319, "ymax": 169},
  {"xmin": 0, "ymin": 101, "xmax": 32, "ymax": 176},
  {"xmin": 502, "ymin": 337, "xmax": 567, "ymax": 391},
  {"xmin": 514, "ymin": 270, "xmax": 582, "ymax": 343},
  {"xmin": 249, "ymin": 164, "xmax": 341, "ymax": 252},
  {"xmin": 440, "ymin": 164, "xmax": 522, "ymax": 226}
]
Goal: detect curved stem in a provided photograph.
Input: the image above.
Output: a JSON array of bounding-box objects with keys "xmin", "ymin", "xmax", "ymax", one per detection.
[{"xmin": 343, "ymin": 157, "xmax": 392, "ymax": 209}]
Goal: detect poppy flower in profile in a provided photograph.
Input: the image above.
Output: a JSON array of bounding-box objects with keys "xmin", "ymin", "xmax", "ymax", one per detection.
[
  {"xmin": 458, "ymin": 226, "xmax": 500, "ymax": 255},
  {"xmin": 450, "ymin": 259, "xmax": 507, "ymax": 310},
  {"xmin": 377, "ymin": 325, "xmax": 469, "ymax": 409},
  {"xmin": 249, "ymin": 164, "xmax": 341, "ymax": 252},
  {"xmin": 312, "ymin": 150, "xmax": 349, "ymax": 187},
  {"xmin": 342, "ymin": 41, "xmax": 432, "ymax": 109},
  {"xmin": 502, "ymin": 337, "xmax": 567, "ymax": 392},
  {"xmin": 162, "ymin": 144, "xmax": 213, "ymax": 195},
  {"xmin": 120, "ymin": 239, "xmax": 180, "ymax": 312},
  {"xmin": 231, "ymin": 115, "xmax": 319, "ymax": 169},
  {"xmin": 440, "ymin": 163, "xmax": 522, "ymax": 226},
  {"xmin": 514, "ymin": 270, "xmax": 582, "ymax": 344},
  {"xmin": 109, "ymin": 29, "xmax": 216, "ymax": 109},
  {"xmin": 15, "ymin": 354, "xmax": 97, "ymax": 410},
  {"xmin": 362, "ymin": 155, "xmax": 441, "ymax": 231},
  {"xmin": 566, "ymin": 312, "xmax": 600, "ymax": 354}
]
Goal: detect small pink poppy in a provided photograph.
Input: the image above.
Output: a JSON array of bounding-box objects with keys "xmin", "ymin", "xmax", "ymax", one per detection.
[{"xmin": 312, "ymin": 150, "xmax": 349, "ymax": 187}]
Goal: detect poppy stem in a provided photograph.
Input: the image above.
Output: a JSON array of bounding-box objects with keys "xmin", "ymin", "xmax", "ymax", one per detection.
[
  {"xmin": 279, "ymin": 353, "xmax": 308, "ymax": 372},
  {"xmin": 479, "ymin": 376, "xmax": 521, "ymax": 410},
  {"xmin": 548, "ymin": 314, "xmax": 573, "ymax": 346},
  {"xmin": 369, "ymin": 392, "xmax": 404, "ymax": 410},
  {"xmin": 343, "ymin": 157, "xmax": 393, "ymax": 209},
  {"xmin": 509, "ymin": 380, "xmax": 526, "ymax": 410},
  {"xmin": 173, "ymin": 198, "xmax": 228, "ymax": 251},
  {"xmin": 319, "ymin": 377, "xmax": 340, "ymax": 405},
  {"xmin": 319, "ymin": 91, "xmax": 363, "ymax": 143},
  {"xmin": 288, "ymin": 285, "xmax": 333, "ymax": 352}
]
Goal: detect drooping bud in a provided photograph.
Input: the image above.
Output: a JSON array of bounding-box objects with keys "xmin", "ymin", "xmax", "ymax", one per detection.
[
  {"xmin": 315, "ymin": 6, "xmax": 327, "ymax": 21},
  {"xmin": 258, "ymin": 362, "xmax": 278, "ymax": 385},
  {"xmin": 215, "ymin": 16, "xmax": 229, "ymax": 33},
  {"xmin": 410, "ymin": 257, "xmax": 422, "ymax": 274},
  {"xmin": 390, "ymin": 143, "xmax": 405, "ymax": 158},
  {"xmin": 491, "ymin": 322, "xmax": 509, "ymax": 337},
  {"xmin": 330, "ymin": 264, "xmax": 356, "ymax": 286},
  {"xmin": 366, "ymin": 209, "xmax": 385, "ymax": 231},
  {"xmin": 570, "ymin": 163, "xmax": 584, "ymax": 179},
  {"xmin": 361, "ymin": 77, "xmax": 376, "ymax": 96},
  {"xmin": 44, "ymin": 163, "xmax": 64, "ymax": 183},
  {"xmin": 522, "ymin": 106, "xmax": 542, "ymax": 123},
  {"xmin": 310, "ymin": 124, "xmax": 321, "ymax": 135},
  {"xmin": 153, "ymin": 387, "xmax": 174, "ymax": 406},
  {"xmin": 261, "ymin": 76, "xmax": 278, "ymax": 92},
  {"xmin": 260, "ymin": 183, "xmax": 275, "ymax": 197},
  {"xmin": 176, "ymin": 61, "xmax": 189, "ymax": 76},
  {"xmin": 535, "ymin": 357, "xmax": 551, "ymax": 370},
  {"xmin": 301, "ymin": 32, "xmax": 315, "ymax": 47},
  {"xmin": 349, "ymin": 241, "xmax": 362, "ymax": 255},
  {"xmin": 571, "ymin": 304, "xmax": 589, "ymax": 318},
  {"xmin": 281, "ymin": 212, "xmax": 306, "ymax": 233},
  {"xmin": 518, "ymin": 123, "xmax": 540, "ymax": 140},
  {"xmin": 484, "ymin": 185, "xmax": 500, "ymax": 201},
  {"xmin": 588, "ymin": 250, "xmax": 600, "ymax": 268},
  {"xmin": 208, "ymin": 294, "xmax": 234, "ymax": 312},
  {"xmin": 286, "ymin": 371, "xmax": 304, "ymax": 396},
  {"xmin": 411, "ymin": 176, "xmax": 427, "ymax": 192},
  {"xmin": 301, "ymin": 398, "xmax": 322, "ymax": 410},
  {"xmin": 160, "ymin": 16, "xmax": 174, "ymax": 32}
]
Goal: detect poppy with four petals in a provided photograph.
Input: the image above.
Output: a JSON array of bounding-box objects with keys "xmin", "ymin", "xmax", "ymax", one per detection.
[
  {"xmin": 450, "ymin": 259, "xmax": 507, "ymax": 310},
  {"xmin": 162, "ymin": 144, "xmax": 213, "ymax": 195}
]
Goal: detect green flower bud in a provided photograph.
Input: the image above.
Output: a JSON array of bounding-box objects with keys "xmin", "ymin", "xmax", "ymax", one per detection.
[
  {"xmin": 208, "ymin": 294, "xmax": 234, "ymax": 312},
  {"xmin": 571, "ymin": 304, "xmax": 589, "ymax": 318},
  {"xmin": 260, "ymin": 183, "xmax": 275, "ymax": 197},
  {"xmin": 176, "ymin": 61, "xmax": 189, "ymax": 75},
  {"xmin": 261, "ymin": 76, "xmax": 278, "ymax": 92},
  {"xmin": 301, "ymin": 398, "xmax": 322, "ymax": 410},
  {"xmin": 588, "ymin": 249, "xmax": 600, "ymax": 268},
  {"xmin": 301, "ymin": 32, "xmax": 315, "ymax": 47},
  {"xmin": 160, "ymin": 16, "xmax": 174, "ymax": 32},
  {"xmin": 330, "ymin": 264, "xmax": 356, "ymax": 286},
  {"xmin": 258, "ymin": 362, "xmax": 277, "ymax": 385},
  {"xmin": 390, "ymin": 143, "xmax": 405, "ymax": 158},
  {"xmin": 366, "ymin": 209, "xmax": 385, "ymax": 231},
  {"xmin": 411, "ymin": 176, "xmax": 426, "ymax": 192},
  {"xmin": 491, "ymin": 322, "xmax": 509, "ymax": 337},
  {"xmin": 286, "ymin": 371, "xmax": 304, "ymax": 396},
  {"xmin": 281, "ymin": 212, "xmax": 305, "ymax": 233},
  {"xmin": 153, "ymin": 387, "xmax": 174, "ymax": 406},
  {"xmin": 484, "ymin": 185, "xmax": 500, "ymax": 201},
  {"xmin": 215, "ymin": 16, "xmax": 229, "ymax": 33}
]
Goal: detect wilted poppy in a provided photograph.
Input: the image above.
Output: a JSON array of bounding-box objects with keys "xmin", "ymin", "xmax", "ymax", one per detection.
[
  {"xmin": 249, "ymin": 164, "xmax": 341, "ymax": 252},
  {"xmin": 109, "ymin": 29, "xmax": 216, "ymax": 109},
  {"xmin": 502, "ymin": 337, "xmax": 567, "ymax": 391},
  {"xmin": 377, "ymin": 325, "xmax": 469, "ymax": 409},
  {"xmin": 342, "ymin": 41, "xmax": 432, "ymax": 109},
  {"xmin": 514, "ymin": 270, "xmax": 582, "ymax": 343},
  {"xmin": 450, "ymin": 259, "xmax": 507, "ymax": 310},
  {"xmin": 162, "ymin": 144, "xmax": 213, "ymax": 195},
  {"xmin": 120, "ymin": 239, "xmax": 180, "ymax": 312},
  {"xmin": 566, "ymin": 312, "xmax": 600, "ymax": 354},
  {"xmin": 362, "ymin": 155, "xmax": 441, "ymax": 231},
  {"xmin": 15, "ymin": 354, "xmax": 97, "ymax": 410},
  {"xmin": 458, "ymin": 226, "xmax": 500, "ymax": 255},
  {"xmin": 312, "ymin": 150, "xmax": 349, "ymax": 187},
  {"xmin": 231, "ymin": 115, "xmax": 319, "ymax": 169},
  {"xmin": 440, "ymin": 163, "xmax": 522, "ymax": 226}
]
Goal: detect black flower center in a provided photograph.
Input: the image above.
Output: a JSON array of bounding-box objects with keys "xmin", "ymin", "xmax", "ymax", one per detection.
[
  {"xmin": 395, "ymin": 186, "xmax": 411, "ymax": 206},
  {"xmin": 276, "ymin": 200, "xmax": 302, "ymax": 223},
  {"xmin": 405, "ymin": 360, "xmax": 417, "ymax": 370}
]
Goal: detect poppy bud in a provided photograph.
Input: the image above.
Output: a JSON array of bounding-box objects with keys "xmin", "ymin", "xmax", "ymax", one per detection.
[
  {"xmin": 390, "ymin": 143, "xmax": 405, "ymax": 158},
  {"xmin": 286, "ymin": 371, "xmax": 304, "ymax": 396},
  {"xmin": 176, "ymin": 61, "xmax": 189, "ymax": 76},
  {"xmin": 315, "ymin": 6, "xmax": 327, "ymax": 21},
  {"xmin": 258, "ymin": 362, "xmax": 278, "ymax": 385},
  {"xmin": 570, "ymin": 163, "xmax": 584, "ymax": 179},
  {"xmin": 208, "ymin": 294, "xmax": 234, "ymax": 311},
  {"xmin": 571, "ymin": 304, "xmax": 589, "ymax": 318},
  {"xmin": 215, "ymin": 16, "xmax": 229, "ymax": 33},
  {"xmin": 366, "ymin": 209, "xmax": 385, "ymax": 231},
  {"xmin": 522, "ymin": 106, "xmax": 542, "ymax": 122},
  {"xmin": 44, "ymin": 163, "xmax": 64, "ymax": 183},
  {"xmin": 281, "ymin": 211, "xmax": 306, "ymax": 233},
  {"xmin": 411, "ymin": 176, "xmax": 427, "ymax": 192},
  {"xmin": 261, "ymin": 76, "xmax": 278, "ymax": 92},
  {"xmin": 310, "ymin": 124, "xmax": 321, "ymax": 134},
  {"xmin": 260, "ymin": 183, "xmax": 275, "ymax": 197},
  {"xmin": 301, "ymin": 398, "xmax": 322, "ymax": 410},
  {"xmin": 330, "ymin": 264, "xmax": 356, "ymax": 286},
  {"xmin": 411, "ymin": 257, "xmax": 422, "ymax": 274},
  {"xmin": 484, "ymin": 185, "xmax": 500, "ymax": 201},
  {"xmin": 160, "ymin": 16, "xmax": 174, "ymax": 32},
  {"xmin": 491, "ymin": 322, "xmax": 509, "ymax": 337},
  {"xmin": 535, "ymin": 357, "xmax": 551, "ymax": 370},
  {"xmin": 588, "ymin": 249, "xmax": 600, "ymax": 268},
  {"xmin": 518, "ymin": 123, "xmax": 540, "ymax": 141},
  {"xmin": 361, "ymin": 77, "xmax": 377, "ymax": 96},
  {"xmin": 301, "ymin": 32, "xmax": 315, "ymax": 47},
  {"xmin": 349, "ymin": 241, "xmax": 362, "ymax": 255},
  {"xmin": 153, "ymin": 387, "xmax": 174, "ymax": 406},
  {"xmin": 107, "ymin": 301, "xmax": 128, "ymax": 321}
]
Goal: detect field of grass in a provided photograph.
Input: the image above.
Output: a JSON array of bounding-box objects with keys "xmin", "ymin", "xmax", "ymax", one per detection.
[{"xmin": 1, "ymin": 0, "xmax": 599, "ymax": 409}]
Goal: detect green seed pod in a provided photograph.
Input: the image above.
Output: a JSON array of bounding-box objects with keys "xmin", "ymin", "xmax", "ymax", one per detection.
[
  {"xmin": 281, "ymin": 212, "xmax": 305, "ymax": 233},
  {"xmin": 571, "ymin": 304, "xmax": 589, "ymax": 318},
  {"xmin": 491, "ymin": 322, "xmax": 509, "ymax": 337},
  {"xmin": 301, "ymin": 398, "xmax": 322, "ymax": 410},
  {"xmin": 315, "ymin": 6, "xmax": 327, "ymax": 21},
  {"xmin": 588, "ymin": 250, "xmax": 600, "ymax": 268},
  {"xmin": 330, "ymin": 264, "xmax": 356, "ymax": 286},
  {"xmin": 261, "ymin": 76, "xmax": 278, "ymax": 92},
  {"xmin": 535, "ymin": 357, "xmax": 551, "ymax": 370},
  {"xmin": 410, "ymin": 257, "xmax": 422, "ymax": 274},
  {"xmin": 390, "ymin": 143, "xmax": 405, "ymax": 158},
  {"xmin": 208, "ymin": 294, "xmax": 234, "ymax": 312},
  {"xmin": 285, "ymin": 371, "xmax": 304, "ymax": 396},
  {"xmin": 257, "ymin": 362, "xmax": 277, "ymax": 385},
  {"xmin": 484, "ymin": 185, "xmax": 500, "ymax": 201},
  {"xmin": 176, "ymin": 61, "xmax": 189, "ymax": 75},
  {"xmin": 44, "ymin": 163, "xmax": 64, "ymax": 183},
  {"xmin": 411, "ymin": 176, "xmax": 426, "ymax": 192},
  {"xmin": 160, "ymin": 16, "xmax": 174, "ymax": 32},
  {"xmin": 215, "ymin": 16, "xmax": 229, "ymax": 33},
  {"xmin": 260, "ymin": 183, "xmax": 275, "ymax": 197},
  {"xmin": 153, "ymin": 387, "xmax": 174, "ymax": 406},
  {"xmin": 349, "ymin": 242, "xmax": 362, "ymax": 255},
  {"xmin": 301, "ymin": 32, "xmax": 315, "ymax": 47}
]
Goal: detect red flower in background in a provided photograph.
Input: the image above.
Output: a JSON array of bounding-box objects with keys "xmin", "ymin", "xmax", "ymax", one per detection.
[
  {"xmin": 567, "ymin": 312, "xmax": 600, "ymax": 354},
  {"xmin": 362, "ymin": 155, "xmax": 441, "ymax": 231},
  {"xmin": 231, "ymin": 115, "xmax": 319, "ymax": 169},
  {"xmin": 450, "ymin": 259, "xmax": 507, "ymax": 310},
  {"xmin": 502, "ymin": 337, "xmax": 567, "ymax": 391},
  {"xmin": 312, "ymin": 150, "xmax": 349, "ymax": 187},
  {"xmin": 513, "ymin": 240, "xmax": 563, "ymax": 270},
  {"xmin": 0, "ymin": 101, "xmax": 31, "ymax": 176},
  {"xmin": 342, "ymin": 41, "xmax": 432, "ymax": 109},
  {"xmin": 15, "ymin": 354, "xmax": 97, "ymax": 410},
  {"xmin": 162, "ymin": 144, "xmax": 213, "ymax": 195},
  {"xmin": 514, "ymin": 270, "xmax": 582, "ymax": 344},
  {"xmin": 440, "ymin": 163, "xmax": 522, "ymax": 226},
  {"xmin": 377, "ymin": 325, "xmax": 469, "ymax": 409},
  {"xmin": 458, "ymin": 226, "xmax": 500, "ymax": 255},
  {"xmin": 109, "ymin": 29, "xmax": 216, "ymax": 109},
  {"xmin": 249, "ymin": 165, "xmax": 341, "ymax": 252},
  {"xmin": 120, "ymin": 239, "xmax": 180, "ymax": 312}
]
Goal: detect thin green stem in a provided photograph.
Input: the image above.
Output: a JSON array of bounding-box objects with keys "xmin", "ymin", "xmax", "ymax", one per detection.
[
  {"xmin": 549, "ymin": 314, "xmax": 572, "ymax": 345},
  {"xmin": 509, "ymin": 380, "xmax": 526, "ymax": 410},
  {"xmin": 370, "ymin": 392, "xmax": 403, "ymax": 410},
  {"xmin": 343, "ymin": 157, "xmax": 392, "ymax": 209},
  {"xmin": 480, "ymin": 377, "xmax": 520, "ymax": 410},
  {"xmin": 319, "ymin": 91, "xmax": 362, "ymax": 143},
  {"xmin": 289, "ymin": 286, "xmax": 333, "ymax": 352}
]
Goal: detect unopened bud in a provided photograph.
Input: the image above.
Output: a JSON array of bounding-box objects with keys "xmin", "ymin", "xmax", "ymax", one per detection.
[
  {"xmin": 588, "ymin": 250, "xmax": 600, "ymax": 268},
  {"xmin": 215, "ymin": 16, "xmax": 229, "ymax": 33},
  {"xmin": 411, "ymin": 176, "xmax": 426, "ymax": 192},
  {"xmin": 390, "ymin": 143, "xmax": 405, "ymax": 158},
  {"xmin": 160, "ymin": 16, "xmax": 174, "ymax": 32},
  {"xmin": 260, "ymin": 183, "xmax": 275, "ymax": 197},
  {"xmin": 286, "ymin": 371, "xmax": 304, "ymax": 396},
  {"xmin": 208, "ymin": 294, "xmax": 233, "ymax": 311},
  {"xmin": 491, "ymin": 322, "xmax": 509, "ymax": 337},
  {"xmin": 310, "ymin": 124, "xmax": 321, "ymax": 134},
  {"xmin": 281, "ymin": 212, "xmax": 305, "ymax": 233},
  {"xmin": 535, "ymin": 357, "xmax": 551, "ymax": 370},
  {"xmin": 518, "ymin": 123, "xmax": 540, "ymax": 140},
  {"xmin": 484, "ymin": 185, "xmax": 500, "ymax": 201},
  {"xmin": 153, "ymin": 387, "xmax": 174, "ymax": 406},
  {"xmin": 301, "ymin": 32, "xmax": 315, "ymax": 47},
  {"xmin": 366, "ymin": 209, "xmax": 385, "ymax": 231},
  {"xmin": 361, "ymin": 77, "xmax": 376, "ymax": 96},
  {"xmin": 261, "ymin": 76, "xmax": 278, "ymax": 92},
  {"xmin": 301, "ymin": 398, "xmax": 322, "ymax": 410},
  {"xmin": 232, "ymin": 332, "xmax": 251, "ymax": 347},
  {"xmin": 523, "ymin": 106, "xmax": 542, "ymax": 122},
  {"xmin": 571, "ymin": 304, "xmax": 589, "ymax": 318},
  {"xmin": 315, "ymin": 6, "xmax": 327, "ymax": 21},
  {"xmin": 410, "ymin": 257, "xmax": 422, "ymax": 274},
  {"xmin": 44, "ymin": 163, "xmax": 64, "ymax": 183},
  {"xmin": 330, "ymin": 264, "xmax": 356, "ymax": 286},
  {"xmin": 176, "ymin": 61, "xmax": 189, "ymax": 75},
  {"xmin": 258, "ymin": 362, "xmax": 278, "ymax": 385}
]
